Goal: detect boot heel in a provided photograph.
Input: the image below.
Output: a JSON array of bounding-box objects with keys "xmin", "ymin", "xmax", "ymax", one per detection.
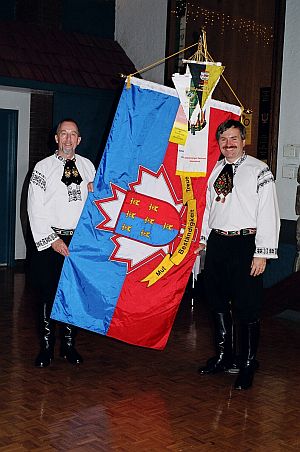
[
  {"xmin": 234, "ymin": 320, "xmax": 260, "ymax": 390},
  {"xmin": 35, "ymin": 349, "xmax": 54, "ymax": 367},
  {"xmin": 198, "ymin": 311, "xmax": 236, "ymax": 375},
  {"xmin": 60, "ymin": 346, "xmax": 83, "ymax": 364}
]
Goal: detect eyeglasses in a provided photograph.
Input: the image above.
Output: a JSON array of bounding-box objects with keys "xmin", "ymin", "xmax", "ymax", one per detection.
[{"xmin": 58, "ymin": 131, "xmax": 79, "ymax": 138}]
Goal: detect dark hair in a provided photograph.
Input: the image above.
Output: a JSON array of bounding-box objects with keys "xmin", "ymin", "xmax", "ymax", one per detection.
[
  {"xmin": 216, "ymin": 119, "xmax": 246, "ymax": 141},
  {"xmin": 56, "ymin": 118, "xmax": 81, "ymax": 136}
]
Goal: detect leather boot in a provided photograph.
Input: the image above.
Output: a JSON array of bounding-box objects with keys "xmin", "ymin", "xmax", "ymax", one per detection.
[
  {"xmin": 60, "ymin": 324, "xmax": 83, "ymax": 364},
  {"xmin": 225, "ymin": 321, "xmax": 240, "ymax": 374},
  {"xmin": 234, "ymin": 320, "xmax": 260, "ymax": 390},
  {"xmin": 198, "ymin": 311, "xmax": 237, "ymax": 374},
  {"xmin": 35, "ymin": 303, "xmax": 55, "ymax": 367}
]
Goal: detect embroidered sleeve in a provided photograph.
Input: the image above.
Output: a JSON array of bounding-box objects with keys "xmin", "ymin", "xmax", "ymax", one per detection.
[
  {"xmin": 27, "ymin": 166, "xmax": 59, "ymax": 251},
  {"xmin": 254, "ymin": 246, "xmax": 278, "ymax": 257},
  {"xmin": 35, "ymin": 233, "xmax": 59, "ymax": 251},
  {"xmin": 30, "ymin": 170, "xmax": 46, "ymax": 191},
  {"xmin": 254, "ymin": 168, "xmax": 280, "ymax": 259},
  {"xmin": 257, "ymin": 166, "xmax": 274, "ymax": 192}
]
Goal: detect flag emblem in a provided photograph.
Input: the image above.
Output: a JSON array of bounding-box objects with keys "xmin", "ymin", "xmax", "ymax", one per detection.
[{"xmin": 94, "ymin": 164, "xmax": 184, "ymax": 272}]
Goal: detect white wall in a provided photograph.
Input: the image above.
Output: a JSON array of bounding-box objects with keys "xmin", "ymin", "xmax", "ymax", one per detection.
[
  {"xmin": 276, "ymin": 0, "xmax": 300, "ymax": 220},
  {"xmin": 115, "ymin": 0, "xmax": 168, "ymax": 84},
  {"xmin": 0, "ymin": 88, "xmax": 31, "ymax": 260}
]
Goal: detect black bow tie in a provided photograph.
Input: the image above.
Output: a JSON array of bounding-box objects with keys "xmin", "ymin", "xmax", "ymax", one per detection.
[
  {"xmin": 61, "ymin": 159, "xmax": 83, "ymax": 186},
  {"xmin": 213, "ymin": 163, "xmax": 234, "ymax": 203}
]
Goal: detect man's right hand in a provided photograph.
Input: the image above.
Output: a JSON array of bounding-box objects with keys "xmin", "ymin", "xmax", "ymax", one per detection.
[
  {"xmin": 194, "ymin": 243, "xmax": 206, "ymax": 254},
  {"xmin": 87, "ymin": 182, "xmax": 94, "ymax": 192},
  {"xmin": 51, "ymin": 238, "xmax": 70, "ymax": 257}
]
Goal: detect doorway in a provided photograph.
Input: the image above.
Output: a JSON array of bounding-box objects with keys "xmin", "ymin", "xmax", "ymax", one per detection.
[{"xmin": 0, "ymin": 109, "xmax": 18, "ymax": 266}]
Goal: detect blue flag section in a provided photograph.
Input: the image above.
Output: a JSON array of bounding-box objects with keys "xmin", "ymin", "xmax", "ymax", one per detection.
[{"xmin": 51, "ymin": 78, "xmax": 182, "ymax": 345}]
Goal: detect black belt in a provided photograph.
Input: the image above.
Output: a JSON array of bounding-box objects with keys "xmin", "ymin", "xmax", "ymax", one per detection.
[
  {"xmin": 213, "ymin": 228, "xmax": 256, "ymax": 236},
  {"xmin": 52, "ymin": 227, "xmax": 74, "ymax": 236}
]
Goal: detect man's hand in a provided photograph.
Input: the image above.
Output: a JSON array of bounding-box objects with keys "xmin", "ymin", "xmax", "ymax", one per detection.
[
  {"xmin": 87, "ymin": 182, "xmax": 94, "ymax": 192},
  {"xmin": 51, "ymin": 238, "xmax": 70, "ymax": 257},
  {"xmin": 194, "ymin": 243, "xmax": 206, "ymax": 254},
  {"xmin": 250, "ymin": 257, "xmax": 266, "ymax": 276}
]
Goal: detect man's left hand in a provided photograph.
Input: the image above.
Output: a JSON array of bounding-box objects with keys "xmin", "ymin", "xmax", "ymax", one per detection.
[
  {"xmin": 250, "ymin": 257, "xmax": 266, "ymax": 277},
  {"xmin": 51, "ymin": 238, "xmax": 70, "ymax": 257}
]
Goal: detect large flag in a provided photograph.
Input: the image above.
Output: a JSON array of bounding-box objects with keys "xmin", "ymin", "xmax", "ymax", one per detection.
[{"xmin": 51, "ymin": 76, "xmax": 240, "ymax": 350}]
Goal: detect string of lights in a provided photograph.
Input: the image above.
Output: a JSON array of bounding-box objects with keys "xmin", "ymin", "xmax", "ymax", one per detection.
[{"xmin": 171, "ymin": 2, "xmax": 273, "ymax": 46}]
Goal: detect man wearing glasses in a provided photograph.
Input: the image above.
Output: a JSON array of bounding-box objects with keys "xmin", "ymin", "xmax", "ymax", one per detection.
[{"xmin": 28, "ymin": 119, "xmax": 95, "ymax": 367}]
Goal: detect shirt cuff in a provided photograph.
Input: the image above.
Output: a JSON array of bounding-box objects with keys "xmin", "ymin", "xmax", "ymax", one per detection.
[
  {"xmin": 254, "ymin": 247, "xmax": 278, "ymax": 259},
  {"xmin": 36, "ymin": 232, "xmax": 59, "ymax": 251}
]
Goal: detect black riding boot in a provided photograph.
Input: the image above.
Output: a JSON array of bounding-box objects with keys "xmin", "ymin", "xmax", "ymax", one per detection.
[
  {"xmin": 35, "ymin": 303, "xmax": 56, "ymax": 367},
  {"xmin": 60, "ymin": 324, "xmax": 83, "ymax": 364},
  {"xmin": 234, "ymin": 319, "xmax": 260, "ymax": 390},
  {"xmin": 198, "ymin": 311, "xmax": 237, "ymax": 374}
]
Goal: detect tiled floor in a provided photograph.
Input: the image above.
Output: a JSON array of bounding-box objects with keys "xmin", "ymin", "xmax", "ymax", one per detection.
[{"xmin": 0, "ymin": 267, "xmax": 299, "ymax": 451}]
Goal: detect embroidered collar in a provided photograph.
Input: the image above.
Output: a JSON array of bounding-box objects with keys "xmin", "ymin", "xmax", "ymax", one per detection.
[
  {"xmin": 223, "ymin": 153, "xmax": 247, "ymax": 175},
  {"xmin": 55, "ymin": 151, "xmax": 76, "ymax": 164}
]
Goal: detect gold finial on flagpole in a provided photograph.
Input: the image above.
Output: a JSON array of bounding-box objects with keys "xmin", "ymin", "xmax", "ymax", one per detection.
[
  {"xmin": 189, "ymin": 29, "xmax": 207, "ymax": 62},
  {"xmin": 202, "ymin": 29, "xmax": 208, "ymax": 61}
]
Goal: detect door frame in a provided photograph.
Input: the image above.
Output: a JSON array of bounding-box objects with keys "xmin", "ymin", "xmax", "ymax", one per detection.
[{"xmin": 0, "ymin": 109, "xmax": 18, "ymax": 266}]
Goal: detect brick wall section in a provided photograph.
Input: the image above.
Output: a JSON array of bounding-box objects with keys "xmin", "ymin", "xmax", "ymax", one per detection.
[{"xmin": 29, "ymin": 92, "xmax": 53, "ymax": 172}]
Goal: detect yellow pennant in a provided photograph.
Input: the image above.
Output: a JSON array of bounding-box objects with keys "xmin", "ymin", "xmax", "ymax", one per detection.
[
  {"xmin": 188, "ymin": 62, "xmax": 224, "ymax": 109},
  {"xmin": 199, "ymin": 64, "xmax": 224, "ymax": 109}
]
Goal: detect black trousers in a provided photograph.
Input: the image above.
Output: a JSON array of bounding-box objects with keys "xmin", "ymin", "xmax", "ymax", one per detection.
[
  {"xmin": 203, "ymin": 230, "xmax": 263, "ymax": 322},
  {"xmin": 31, "ymin": 236, "xmax": 72, "ymax": 314}
]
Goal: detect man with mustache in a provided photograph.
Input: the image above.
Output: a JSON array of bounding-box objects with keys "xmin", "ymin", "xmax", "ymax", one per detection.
[
  {"xmin": 195, "ymin": 119, "xmax": 280, "ymax": 390},
  {"xmin": 28, "ymin": 118, "xmax": 95, "ymax": 368}
]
